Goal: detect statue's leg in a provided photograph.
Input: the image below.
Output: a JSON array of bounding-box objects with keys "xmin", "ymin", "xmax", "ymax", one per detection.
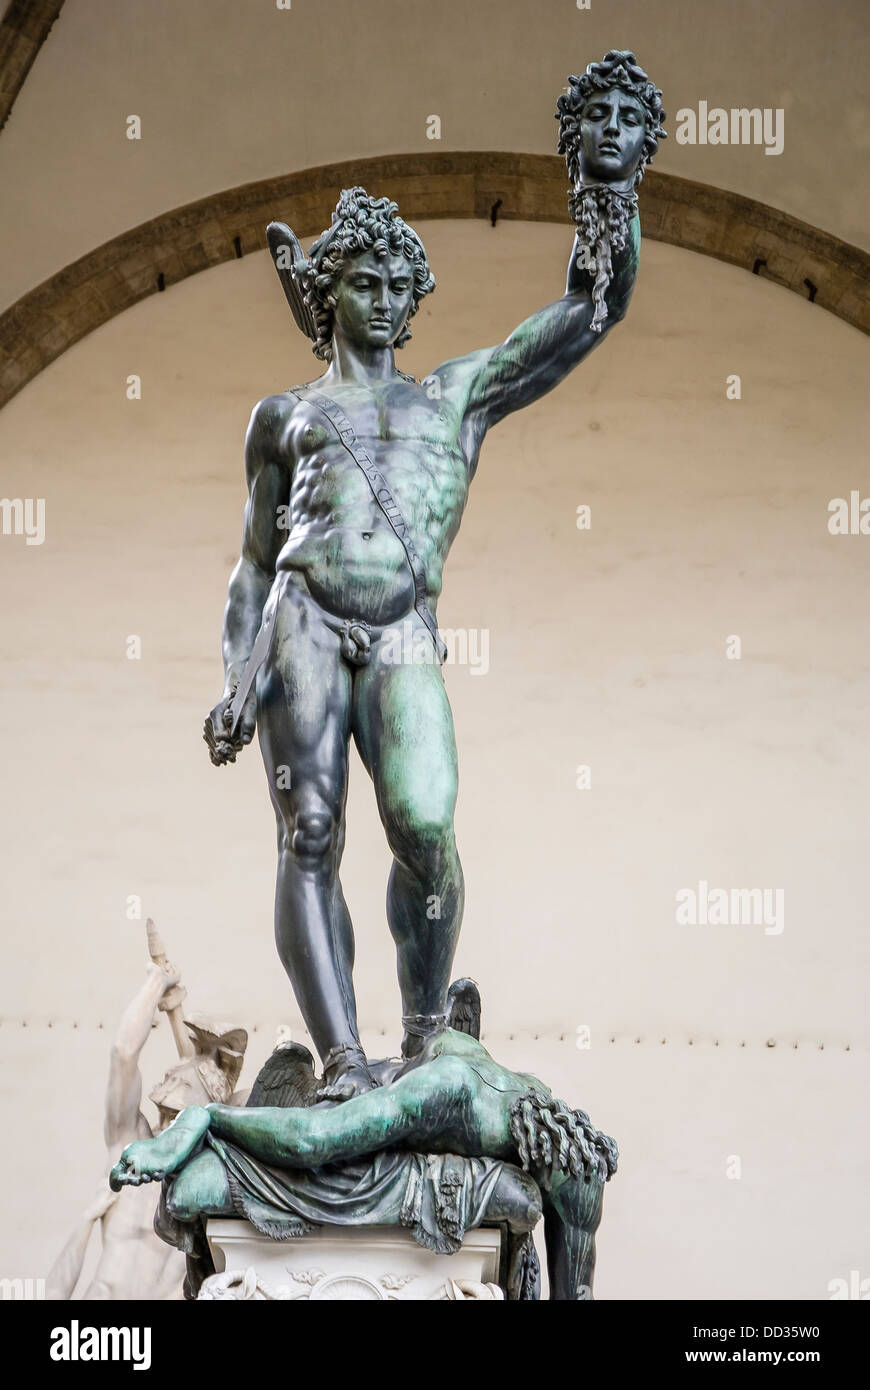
[
  {"xmin": 164, "ymin": 1150, "xmax": 234, "ymax": 1223},
  {"xmin": 208, "ymin": 1054, "xmax": 477, "ymax": 1168},
  {"xmin": 542, "ymin": 1172, "xmax": 605, "ymax": 1300},
  {"xmin": 257, "ymin": 579, "xmax": 373, "ymax": 1093},
  {"xmin": 352, "ymin": 644, "xmax": 464, "ymax": 1055}
]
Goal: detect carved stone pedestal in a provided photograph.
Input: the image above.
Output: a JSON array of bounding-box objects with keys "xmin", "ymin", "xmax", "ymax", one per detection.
[{"xmin": 202, "ymin": 1219, "xmax": 504, "ymax": 1300}]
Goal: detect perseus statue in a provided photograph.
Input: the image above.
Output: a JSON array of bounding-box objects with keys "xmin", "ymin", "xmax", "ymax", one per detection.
[{"xmin": 203, "ymin": 51, "xmax": 665, "ymax": 1102}]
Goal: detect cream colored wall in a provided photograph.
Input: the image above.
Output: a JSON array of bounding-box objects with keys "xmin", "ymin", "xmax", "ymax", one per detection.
[
  {"xmin": 0, "ymin": 221, "xmax": 867, "ymax": 1297},
  {"xmin": 1, "ymin": 0, "xmax": 868, "ymax": 310}
]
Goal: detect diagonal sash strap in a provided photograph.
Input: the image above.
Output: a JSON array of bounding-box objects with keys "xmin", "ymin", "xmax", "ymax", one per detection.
[
  {"xmin": 227, "ymin": 382, "xmax": 446, "ymax": 739},
  {"xmin": 291, "ymin": 386, "xmax": 447, "ymax": 667}
]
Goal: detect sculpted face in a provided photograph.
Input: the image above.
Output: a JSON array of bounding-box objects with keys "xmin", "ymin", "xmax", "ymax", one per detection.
[
  {"xmin": 331, "ymin": 250, "xmax": 415, "ymax": 351},
  {"xmin": 577, "ymin": 87, "xmax": 647, "ymax": 189},
  {"xmin": 149, "ymin": 1056, "xmax": 232, "ymax": 1130}
]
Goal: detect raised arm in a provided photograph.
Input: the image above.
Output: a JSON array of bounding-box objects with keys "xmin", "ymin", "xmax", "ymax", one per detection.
[
  {"xmin": 447, "ymin": 217, "xmax": 640, "ymax": 466},
  {"xmin": 204, "ymin": 394, "xmax": 293, "ymax": 759},
  {"xmin": 104, "ymin": 962, "xmax": 179, "ymax": 1149}
]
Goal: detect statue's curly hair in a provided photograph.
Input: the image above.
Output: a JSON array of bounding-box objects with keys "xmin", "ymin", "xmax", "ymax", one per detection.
[
  {"xmin": 510, "ymin": 1091, "xmax": 619, "ymax": 1189},
  {"xmin": 556, "ymin": 49, "xmax": 667, "ymax": 189},
  {"xmin": 302, "ymin": 187, "xmax": 435, "ymax": 362}
]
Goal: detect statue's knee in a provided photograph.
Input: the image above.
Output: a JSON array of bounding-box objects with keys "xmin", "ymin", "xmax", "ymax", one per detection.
[
  {"xmin": 286, "ymin": 805, "xmax": 337, "ymax": 865},
  {"xmin": 387, "ymin": 813, "xmax": 455, "ymax": 875}
]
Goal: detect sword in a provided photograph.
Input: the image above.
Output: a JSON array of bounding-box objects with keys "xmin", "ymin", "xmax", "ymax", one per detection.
[{"xmin": 227, "ymin": 603, "xmax": 277, "ymax": 739}]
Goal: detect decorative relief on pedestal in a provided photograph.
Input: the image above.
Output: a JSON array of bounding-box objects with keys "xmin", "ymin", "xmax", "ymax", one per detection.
[
  {"xmin": 432, "ymin": 1280, "xmax": 504, "ymax": 1300},
  {"xmin": 198, "ymin": 1266, "xmax": 503, "ymax": 1301},
  {"xmin": 198, "ymin": 1265, "xmax": 421, "ymax": 1301}
]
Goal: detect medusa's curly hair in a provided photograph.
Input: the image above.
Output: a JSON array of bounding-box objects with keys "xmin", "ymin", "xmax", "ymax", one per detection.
[
  {"xmin": 302, "ymin": 187, "xmax": 435, "ymax": 362},
  {"xmin": 509, "ymin": 1091, "xmax": 619, "ymax": 1190},
  {"xmin": 556, "ymin": 49, "xmax": 667, "ymax": 189}
]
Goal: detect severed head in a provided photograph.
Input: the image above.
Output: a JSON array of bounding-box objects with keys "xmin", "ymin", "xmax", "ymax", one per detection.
[{"xmin": 556, "ymin": 49, "xmax": 666, "ymax": 195}]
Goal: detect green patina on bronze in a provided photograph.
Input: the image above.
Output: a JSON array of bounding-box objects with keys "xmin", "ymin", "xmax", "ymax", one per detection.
[
  {"xmin": 112, "ymin": 1027, "xmax": 616, "ymax": 1300},
  {"xmin": 135, "ymin": 50, "xmax": 664, "ymax": 1299},
  {"xmin": 200, "ymin": 53, "xmax": 657, "ymax": 1097}
]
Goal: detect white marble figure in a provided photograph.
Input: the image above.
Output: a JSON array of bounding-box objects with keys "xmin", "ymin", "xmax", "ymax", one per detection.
[{"xmin": 46, "ymin": 938, "xmax": 247, "ymax": 1301}]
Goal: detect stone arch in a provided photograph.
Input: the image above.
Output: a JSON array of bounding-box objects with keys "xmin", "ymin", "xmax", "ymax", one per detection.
[{"xmin": 1, "ymin": 151, "xmax": 867, "ymax": 409}]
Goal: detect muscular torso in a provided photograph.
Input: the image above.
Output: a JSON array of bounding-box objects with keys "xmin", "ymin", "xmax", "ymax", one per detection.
[{"xmin": 272, "ymin": 377, "xmax": 471, "ymax": 625}]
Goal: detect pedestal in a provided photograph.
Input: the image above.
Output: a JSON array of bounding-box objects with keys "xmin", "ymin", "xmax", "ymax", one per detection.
[{"xmin": 203, "ymin": 1219, "xmax": 504, "ymax": 1300}]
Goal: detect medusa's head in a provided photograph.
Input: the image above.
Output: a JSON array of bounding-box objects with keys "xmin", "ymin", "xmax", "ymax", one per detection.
[
  {"xmin": 301, "ymin": 187, "xmax": 435, "ymax": 362},
  {"xmin": 556, "ymin": 50, "xmax": 666, "ymax": 192}
]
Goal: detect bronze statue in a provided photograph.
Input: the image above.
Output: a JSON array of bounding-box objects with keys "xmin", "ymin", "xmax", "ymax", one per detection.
[
  {"xmin": 202, "ymin": 50, "xmax": 664, "ymax": 1106},
  {"xmin": 106, "ymin": 53, "xmax": 674, "ymax": 1300}
]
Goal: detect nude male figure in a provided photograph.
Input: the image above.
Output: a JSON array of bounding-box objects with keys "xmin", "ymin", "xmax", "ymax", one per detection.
[{"xmin": 204, "ymin": 87, "xmax": 647, "ymax": 1101}]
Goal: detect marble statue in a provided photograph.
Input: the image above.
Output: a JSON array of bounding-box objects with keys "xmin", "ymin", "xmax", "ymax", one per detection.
[{"xmin": 48, "ymin": 925, "xmax": 247, "ymax": 1300}]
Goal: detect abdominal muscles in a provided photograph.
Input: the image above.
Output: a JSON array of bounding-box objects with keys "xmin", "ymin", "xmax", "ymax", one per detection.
[{"xmin": 277, "ymin": 522, "xmax": 418, "ymax": 624}]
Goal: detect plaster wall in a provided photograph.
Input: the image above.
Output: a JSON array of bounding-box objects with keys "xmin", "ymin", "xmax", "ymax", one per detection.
[{"xmin": 0, "ymin": 222, "xmax": 867, "ymax": 1297}]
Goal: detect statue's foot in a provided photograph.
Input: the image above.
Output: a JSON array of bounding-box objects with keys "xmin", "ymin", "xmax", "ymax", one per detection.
[
  {"xmin": 315, "ymin": 1042, "xmax": 379, "ymax": 1104},
  {"xmin": 366, "ymin": 1056, "xmax": 403, "ymax": 1088},
  {"xmin": 400, "ymin": 1011, "xmax": 449, "ymax": 1061},
  {"xmin": 109, "ymin": 1135, "xmax": 177, "ymax": 1190}
]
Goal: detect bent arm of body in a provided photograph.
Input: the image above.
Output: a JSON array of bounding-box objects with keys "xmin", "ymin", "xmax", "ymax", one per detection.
[
  {"xmin": 442, "ymin": 217, "xmax": 640, "ymax": 466},
  {"xmin": 542, "ymin": 1169, "xmax": 606, "ymax": 1301}
]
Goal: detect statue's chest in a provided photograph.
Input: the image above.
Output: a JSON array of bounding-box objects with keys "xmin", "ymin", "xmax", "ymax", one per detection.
[
  {"xmin": 295, "ymin": 388, "xmax": 456, "ymax": 452},
  {"xmin": 292, "ymin": 395, "xmax": 466, "ymax": 514}
]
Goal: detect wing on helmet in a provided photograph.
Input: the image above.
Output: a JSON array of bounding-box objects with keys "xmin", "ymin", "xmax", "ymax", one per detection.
[{"xmin": 266, "ymin": 221, "xmax": 317, "ymax": 343}]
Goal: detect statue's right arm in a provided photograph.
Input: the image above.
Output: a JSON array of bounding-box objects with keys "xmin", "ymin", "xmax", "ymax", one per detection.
[
  {"xmin": 223, "ymin": 395, "xmax": 294, "ymax": 688},
  {"xmin": 205, "ymin": 395, "xmax": 294, "ymax": 757}
]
